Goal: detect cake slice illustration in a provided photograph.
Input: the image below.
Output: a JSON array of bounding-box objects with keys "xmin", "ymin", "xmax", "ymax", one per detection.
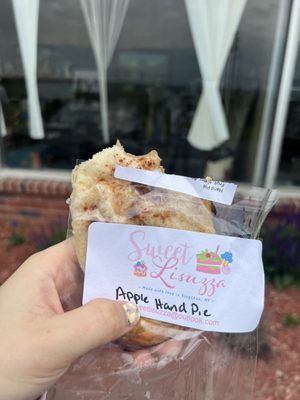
[
  {"xmin": 133, "ymin": 260, "xmax": 147, "ymax": 277},
  {"xmin": 196, "ymin": 246, "xmax": 233, "ymax": 274}
]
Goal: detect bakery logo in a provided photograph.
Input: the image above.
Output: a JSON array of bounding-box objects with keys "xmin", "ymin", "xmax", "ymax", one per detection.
[
  {"xmin": 196, "ymin": 246, "xmax": 233, "ymax": 275},
  {"xmin": 133, "ymin": 260, "xmax": 148, "ymax": 277}
]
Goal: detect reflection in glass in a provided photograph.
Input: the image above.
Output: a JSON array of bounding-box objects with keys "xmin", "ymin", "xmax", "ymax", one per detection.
[{"xmin": 0, "ymin": 0, "xmax": 287, "ymax": 185}]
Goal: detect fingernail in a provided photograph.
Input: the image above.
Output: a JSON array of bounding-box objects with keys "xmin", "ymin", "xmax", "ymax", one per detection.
[{"xmin": 123, "ymin": 302, "xmax": 140, "ymax": 325}]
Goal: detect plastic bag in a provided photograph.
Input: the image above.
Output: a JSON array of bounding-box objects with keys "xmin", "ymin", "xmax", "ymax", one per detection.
[{"xmin": 45, "ymin": 179, "xmax": 277, "ymax": 400}]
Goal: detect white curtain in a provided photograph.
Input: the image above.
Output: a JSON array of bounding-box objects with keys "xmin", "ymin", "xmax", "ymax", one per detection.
[
  {"xmin": 80, "ymin": 0, "xmax": 130, "ymax": 144},
  {"xmin": 184, "ymin": 0, "xmax": 247, "ymax": 150},
  {"xmin": 0, "ymin": 103, "xmax": 7, "ymax": 137},
  {"xmin": 12, "ymin": 0, "xmax": 44, "ymax": 139}
]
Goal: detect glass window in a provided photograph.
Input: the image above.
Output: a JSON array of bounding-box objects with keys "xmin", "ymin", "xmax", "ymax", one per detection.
[
  {"xmin": 277, "ymin": 45, "xmax": 300, "ymax": 186},
  {"xmin": 0, "ymin": 0, "xmax": 289, "ymax": 184}
]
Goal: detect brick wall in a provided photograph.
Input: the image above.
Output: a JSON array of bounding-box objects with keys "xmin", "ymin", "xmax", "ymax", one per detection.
[{"xmin": 0, "ymin": 177, "xmax": 71, "ymax": 284}]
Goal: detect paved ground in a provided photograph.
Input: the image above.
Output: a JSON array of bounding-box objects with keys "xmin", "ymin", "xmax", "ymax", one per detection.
[{"xmin": 254, "ymin": 285, "xmax": 300, "ymax": 400}]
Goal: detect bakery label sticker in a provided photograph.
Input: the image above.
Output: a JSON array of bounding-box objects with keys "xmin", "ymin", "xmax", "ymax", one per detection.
[
  {"xmin": 83, "ymin": 222, "xmax": 264, "ymax": 333},
  {"xmin": 114, "ymin": 165, "xmax": 237, "ymax": 205}
]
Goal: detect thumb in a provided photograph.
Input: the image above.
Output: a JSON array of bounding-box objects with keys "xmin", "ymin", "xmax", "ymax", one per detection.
[{"xmin": 47, "ymin": 299, "xmax": 140, "ymax": 364}]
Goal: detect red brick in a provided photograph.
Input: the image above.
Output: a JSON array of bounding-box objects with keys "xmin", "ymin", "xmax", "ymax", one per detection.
[
  {"xmin": 25, "ymin": 180, "xmax": 34, "ymax": 193},
  {"xmin": 37, "ymin": 181, "xmax": 45, "ymax": 194},
  {"xmin": 10, "ymin": 180, "xmax": 20, "ymax": 192},
  {"xmin": 2, "ymin": 181, "xmax": 10, "ymax": 192}
]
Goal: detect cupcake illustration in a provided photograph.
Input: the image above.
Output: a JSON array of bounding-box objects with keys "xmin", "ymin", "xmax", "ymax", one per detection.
[
  {"xmin": 220, "ymin": 252, "xmax": 233, "ymax": 274},
  {"xmin": 133, "ymin": 260, "xmax": 148, "ymax": 277}
]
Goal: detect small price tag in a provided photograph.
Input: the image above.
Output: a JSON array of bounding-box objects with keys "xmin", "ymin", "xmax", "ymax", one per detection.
[
  {"xmin": 114, "ymin": 165, "xmax": 237, "ymax": 205},
  {"xmin": 83, "ymin": 222, "xmax": 264, "ymax": 333}
]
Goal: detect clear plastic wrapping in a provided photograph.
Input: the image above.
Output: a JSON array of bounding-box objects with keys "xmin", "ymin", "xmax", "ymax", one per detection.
[{"xmin": 46, "ymin": 182, "xmax": 277, "ymax": 400}]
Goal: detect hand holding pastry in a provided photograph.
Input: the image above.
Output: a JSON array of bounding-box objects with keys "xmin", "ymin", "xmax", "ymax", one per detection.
[{"xmin": 0, "ymin": 240, "xmax": 140, "ymax": 400}]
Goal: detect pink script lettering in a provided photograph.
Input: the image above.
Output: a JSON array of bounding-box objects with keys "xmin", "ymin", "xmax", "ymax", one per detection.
[{"xmin": 128, "ymin": 229, "xmax": 192, "ymax": 265}]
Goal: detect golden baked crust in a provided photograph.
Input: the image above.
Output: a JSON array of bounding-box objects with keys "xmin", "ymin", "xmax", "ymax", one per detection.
[
  {"xmin": 69, "ymin": 142, "xmax": 215, "ymax": 349},
  {"xmin": 70, "ymin": 141, "xmax": 164, "ymax": 267}
]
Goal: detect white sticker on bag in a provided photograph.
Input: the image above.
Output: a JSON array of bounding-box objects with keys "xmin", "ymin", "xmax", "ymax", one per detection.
[
  {"xmin": 83, "ymin": 222, "xmax": 264, "ymax": 333},
  {"xmin": 114, "ymin": 165, "xmax": 237, "ymax": 205}
]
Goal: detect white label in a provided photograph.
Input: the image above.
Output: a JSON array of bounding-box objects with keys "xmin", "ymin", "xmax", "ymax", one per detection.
[
  {"xmin": 114, "ymin": 165, "xmax": 237, "ymax": 205},
  {"xmin": 83, "ymin": 223, "xmax": 264, "ymax": 333}
]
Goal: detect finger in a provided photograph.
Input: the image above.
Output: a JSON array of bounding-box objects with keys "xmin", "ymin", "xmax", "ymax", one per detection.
[
  {"xmin": 20, "ymin": 239, "xmax": 78, "ymax": 277},
  {"xmin": 130, "ymin": 339, "xmax": 183, "ymax": 370},
  {"xmin": 155, "ymin": 338, "xmax": 183, "ymax": 357},
  {"xmin": 20, "ymin": 239, "xmax": 82, "ymax": 303},
  {"xmin": 46, "ymin": 300, "xmax": 140, "ymax": 365},
  {"xmin": 131, "ymin": 348, "xmax": 156, "ymax": 369}
]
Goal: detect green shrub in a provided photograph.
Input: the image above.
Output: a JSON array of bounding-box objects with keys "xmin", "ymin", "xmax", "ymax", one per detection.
[
  {"xmin": 8, "ymin": 231, "xmax": 26, "ymax": 246},
  {"xmin": 283, "ymin": 313, "xmax": 300, "ymax": 327}
]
